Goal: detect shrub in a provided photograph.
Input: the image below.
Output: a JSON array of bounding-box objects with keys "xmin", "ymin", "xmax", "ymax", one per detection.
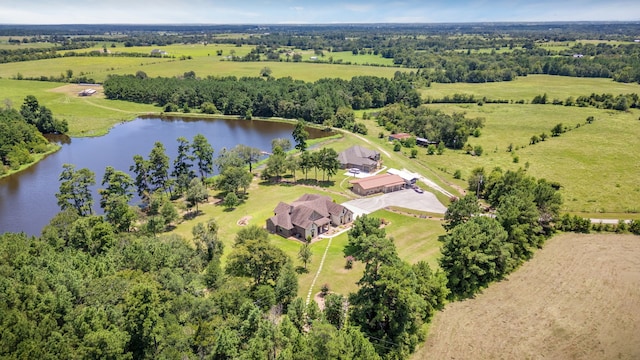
[
  {"xmin": 453, "ymin": 169, "xmax": 462, "ymax": 179},
  {"xmin": 321, "ymin": 283, "xmax": 330, "ymax": 296},
  {"xmin": 427, "ymin": 144, "xmax": 436, "ymax": 155},
  {"xmin": 345, "ymin": 256, "xmax": 354, "ymax": 269}
]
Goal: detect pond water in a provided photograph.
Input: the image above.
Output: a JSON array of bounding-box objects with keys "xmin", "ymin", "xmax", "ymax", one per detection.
[{"xmin": 0, "ymin": 117, "xmax": 330, "ymax": 236}]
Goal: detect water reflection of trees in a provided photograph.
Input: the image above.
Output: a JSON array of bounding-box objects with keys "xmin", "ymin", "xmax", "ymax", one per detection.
[{"xmin": 45, "ymin": 134, "xmax": 71, "ymax": 145}]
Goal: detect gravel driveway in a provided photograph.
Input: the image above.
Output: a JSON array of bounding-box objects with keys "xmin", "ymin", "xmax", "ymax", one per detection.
[{"xmin": 342, "ymin": 189, "xmax": 447, "ymax": 217}]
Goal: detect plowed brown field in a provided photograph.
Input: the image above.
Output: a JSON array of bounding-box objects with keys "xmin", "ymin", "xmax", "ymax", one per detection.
[{"xmin": 414, "ymin": 233, "xmax": 640, "ymax": 360}]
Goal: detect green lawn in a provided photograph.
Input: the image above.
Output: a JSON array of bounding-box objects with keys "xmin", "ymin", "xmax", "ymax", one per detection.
[
  {"xmin": 423, "ymin": 74, "xmax": 640, "ymax": 102},
  {"xmin": 405, "ymin": 102, "xmax": 640, "ymax": 214},
  {"xmin": 409, "ymin": 75, "xmax": 640, "ymax": 214}
]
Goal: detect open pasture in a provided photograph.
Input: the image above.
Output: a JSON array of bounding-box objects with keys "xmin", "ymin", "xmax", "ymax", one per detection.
[
  {"xmin": 417, "ymin": 75, "xmax": 640, "ymax": 215},
  {"xmin": 414, "ymin": 233, "xmax": 640, "ymax": 360},
  {"xmin": 0, "ymin": 79, "xmax": 158, "ymax": 136},
  {"xmin": 423, "ymin": 74, "xmax": 640, "ymax": 102},
  {"xmin": 61, "ymin": 43, "xmax": 255, "ymax": 59},
  {"xmin": 0, "ymin": 54, "xmax": 406, "ymax": 84},
  {"xmin": 0, "ymin": 56, "xmax": 174, "ymax": 81}
]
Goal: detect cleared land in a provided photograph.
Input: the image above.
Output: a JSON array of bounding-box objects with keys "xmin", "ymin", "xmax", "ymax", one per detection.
[
  {"xmin": 410, "ymin": 75, "xmax": 640, "ymax": 215},
  {"xmin": 414, "ymin": 233, "xmax": 640, "ymax": 360}
]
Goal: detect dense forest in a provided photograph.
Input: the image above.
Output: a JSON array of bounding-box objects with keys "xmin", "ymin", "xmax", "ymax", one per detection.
[{"xmin": 102, "ymin": 74, "xmax": 421, "ymax": 126}]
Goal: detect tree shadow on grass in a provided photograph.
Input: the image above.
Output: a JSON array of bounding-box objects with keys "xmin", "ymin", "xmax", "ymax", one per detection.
[
  {"xmin": 295, "ymin": 266, "xmax": 309, "ymax": 274},
  {"xmin": 183, "ymin": 210, "xmax": 202, "ymax": 221}
]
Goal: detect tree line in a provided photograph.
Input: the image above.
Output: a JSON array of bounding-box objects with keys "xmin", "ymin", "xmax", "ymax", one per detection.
[
  {"xmin": 102, "ymin": 73, "xmax": 422, "ymax": 125},
  {"xmin": 440, "ymin": 168, "xmax": 563, "ymax": 299},
  {"xmin": 0, "ymin": 96, "xmax": 67, "ymax": 174},
  {"xmin": 375, "ymin": 103, "xmax": 485, "ymax": 149}
]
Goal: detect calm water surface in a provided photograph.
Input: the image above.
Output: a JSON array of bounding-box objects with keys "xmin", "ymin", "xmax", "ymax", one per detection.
[{"xmin": 0, "ymin": 117, "xmax": 329, "ymax": 236}]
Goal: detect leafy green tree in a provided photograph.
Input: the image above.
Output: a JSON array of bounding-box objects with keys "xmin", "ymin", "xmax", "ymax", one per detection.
[
  {"xmin": 496, "ymin": 193, "xmax": 543, "ymax": 261},
  {"xmin": 299, "ymin": 151, "xmax": 313, "ymax": 180},
  {"xmin": 260, "ymin": 66, "xmax": 272, "ymax": 77},
  {"xmin": 214, "ymin": 147, "xmax": 244, "ymax": 173},
  {"xmin": 148, "ymin": 141, "xmax": 170, "ymax": 195},
  {"xmin": 99, "ymin": 166, "xmax": 136, "ymax": 232},
  {"xmin": 298, "ymin": 242, "xmax": 312, "ymax": 270},
  {"xmin": 191, "ymin": 134, "xmax": 214, "ymax": 182},
  {"xmin": 204, "ymin": 255, "xmax": 223, "ymax": 289},
  {"xmin": 533, "ymin": 178, "xmax": 562, "ymax": 232},
  {"xmin": 443, "ymin": 194, "xmax": 481, "ymax": 231},
  {"xmin": 222, "ymin": 191, "xmax": 239, "ymax": 210},
  {"xmin": 323, "ymin": 293, "xmax": 346, "ymax": 329},
  {"xmin": 185, "ymin": 177, "xmax": 208, "ymax": 214},
  {"xmin": 411, "ymin": 261, "xmax": 449, "ymax": 319},
  {"xmin": 293, "ymin": 120, "xmax": 309, "ymax": 152},
  {"xmin": 349, "ymin": 261, "xmax": 427, "ymax": 359},
  {"xmin": 344, "ymin": 214, "xmax": 386, "ymax": 258},
  {"xmin": 226, "ymin": 236, "xmax": 289, "ymax": 287},
  {"xmin": 200, "ymin": 101, "xmax": 218, "ymax": 114},
  {"xmin": 171, "ymin": 137, "xmax": 195, "ymax": 194},
  {"xmin": 192, "ymin": 219, "xmax": 223, "ymax": 260},
  {"xmin": 234, "ymin": 144, "xmax": 262, "ymax": 172},
  {"xmin": 103, "ymin": 194, "xmax": 137, "ymax": 233},
  {"xmin": 56, "ymin": 163, "xmax": 96, "ymax": 217},
  {"xmin": 275, "ymin": 261, "xmax": 299, "ymax": 309},
  {"xmin": 124, "ymin": 283, "xmax": 162, "ymax": 359},
  {"xmin": 283, "ymin": 153, "xmax": 299, "ymax": 181},
  {"xmin": 160, "ymin": 200, "xmax": 178, "ymax": 226},
  {"xmin": 130, "ymin": 154, "xmax": 151, "ymax": 201},
  {"xmin": 19, "ymin": 95, "xmax": 67, "ymax": 134},
  {"xmin": 272, "ymin": 138, "xmax": 292, "ymax": 152},
  {"xmin": 217, "ymin": 165, "xmax": 252, "ymax": 195},
  {"xmin": 440, "ymin": 216, "xmax": 512, "ymax": 299},
  {"xmin": 551, "ymin": 123, "xmax": 564, "ymax": 136},
  {"xmin": 316, "ymin": 147, "xmax": 340, "ymax": 181},
  {"xmin": 263, "ymin": 145, "xmax": 287, "ymax": 181},
  {"xmin": 234, "ymin": 224, "xmax": 269, "ymax": 246}
]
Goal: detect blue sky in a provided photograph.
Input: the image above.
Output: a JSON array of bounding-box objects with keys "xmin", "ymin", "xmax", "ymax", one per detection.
[{"xmin": 1, "ymin": 0, "xmax": 639, "ymax": 24}]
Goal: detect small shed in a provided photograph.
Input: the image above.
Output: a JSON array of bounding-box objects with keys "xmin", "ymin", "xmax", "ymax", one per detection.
[
  {"xmin": 388, "ymin": 133, "xmax": 412, "ymax": 142},
  {"xmin": 416, "ymin": 137, "xmax": 438, "ymax": 147},
  {"xmin": 78, "ymin": 89, "xmax": 97, "ymax": 96}
]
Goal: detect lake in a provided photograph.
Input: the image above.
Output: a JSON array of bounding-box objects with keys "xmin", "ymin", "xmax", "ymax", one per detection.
[{"xmin": 0, "ymin": 116, "xmax": 330, "ymax": 236}]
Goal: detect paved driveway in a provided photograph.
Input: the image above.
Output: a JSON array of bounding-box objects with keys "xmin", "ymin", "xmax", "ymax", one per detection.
[{"xmin": 342, "ymin": 189, "xmax": 447, "ymax": 217}]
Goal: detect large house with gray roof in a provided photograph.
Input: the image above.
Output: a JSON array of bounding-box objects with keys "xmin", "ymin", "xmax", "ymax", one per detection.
[
  {"xmin": 337, "ymin": 145, "xmax": 380, "ymax": 173},
  {"xmin": 266, "ymin": 194, "xmax": 353, "ymax": 240}
]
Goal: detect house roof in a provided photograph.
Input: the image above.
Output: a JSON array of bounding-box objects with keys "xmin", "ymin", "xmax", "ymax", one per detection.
[
  {"xmin": 389, "ymin": 133, "xmax": 412, "ymax": 140},
  {"xmin": 269, "ymin": 194, "xmax": 348, "ymax": 231},
  {"xmin": 338, "ymin": 145, "xmax": 379, "ymax": 167},
  {"xmin": 349, "ymin": 173, "xmax": 405, "ymax": 190}
]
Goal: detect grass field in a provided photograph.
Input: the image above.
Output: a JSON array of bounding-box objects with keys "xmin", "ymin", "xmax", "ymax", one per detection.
[
  {"xmin": 0, "ymin": 80, "xmax": 158, "ymax": 136},
  {"xmin": 423, "ymin": 74, "xmax": 640, "ymax": 102},
  {"xmin": 412, "ymin": 75, "xmax": 640, "ymax": 215},
  {"xmin": 0, "ymin": 55, "xmax": 406, "ymax": 83},
  {"xmin": 68, "ymin": 42, "xmax": 398, "ymax": 67},
  {"xmin": 414, "ymin": 233, "xmax": 640, "ymax": 360}
]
